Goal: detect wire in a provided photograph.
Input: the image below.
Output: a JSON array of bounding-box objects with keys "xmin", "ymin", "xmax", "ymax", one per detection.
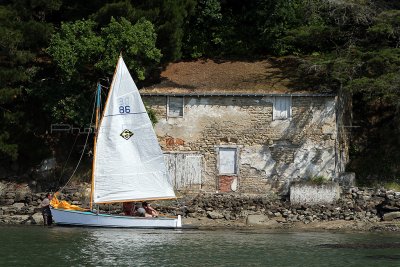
[
  {"xmin": 57, "ymin": 133, "xmax": 79, "ymax": 187},
  {"xmin": 57, "ymin": 90, "xmax": 97, "ymax": 194}
]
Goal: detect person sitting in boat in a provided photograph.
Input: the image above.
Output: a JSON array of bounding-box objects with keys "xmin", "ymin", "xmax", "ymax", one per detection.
[
  {"xmin": 142, "ymin": 201, "xmax": 159, "ymax": 217},
  {"xmin": 122, "ymin": 202, "xmax": 134, "ymax": 216},
  {"xmin": 135, "ymin": 205, "xmax": 146, "ymax": 217}
]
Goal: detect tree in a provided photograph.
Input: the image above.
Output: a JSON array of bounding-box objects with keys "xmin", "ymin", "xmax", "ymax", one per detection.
[
  {"xmin": 45, "ymin": 17, "xmax": 161, "ymax": 125},
  {"xmin": 0, "ymin": 1, "xmax": 60, "ymax": 165}
]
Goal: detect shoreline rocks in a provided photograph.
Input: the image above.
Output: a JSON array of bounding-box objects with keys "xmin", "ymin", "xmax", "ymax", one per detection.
[{"xmin": 1, "ymin": 181, "xmax": 400, "ymax": 231}]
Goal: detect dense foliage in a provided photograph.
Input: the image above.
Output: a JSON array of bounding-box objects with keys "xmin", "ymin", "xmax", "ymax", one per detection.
[{"xmin": 0, "ymin": 0, "xmax": 399, "ymax": 183}]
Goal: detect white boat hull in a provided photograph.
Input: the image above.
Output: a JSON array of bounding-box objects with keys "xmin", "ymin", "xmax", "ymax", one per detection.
[{"xmin": 51, "ymin": 208, "xmax": 182, "ymax": 228}]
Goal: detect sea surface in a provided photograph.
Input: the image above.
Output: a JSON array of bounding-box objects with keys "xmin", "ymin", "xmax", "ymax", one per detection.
[{"xmin": 1, "ymin": 225, "xmax": 400, "ymax": 266}]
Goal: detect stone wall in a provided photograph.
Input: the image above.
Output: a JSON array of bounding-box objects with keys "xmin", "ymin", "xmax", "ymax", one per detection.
[
  {"xmin": 143, "ymin": 95, "xmax": 341, "ymax": 195},
  {"xmin": 182, "ymin": 187, "xmax": 400, "ymax": 224},
  {"xmin": 2, "ymin": 181, "xmax": 400, "ymax": 226},
  {"xmin": 0, "ymin": 182, "xmax": 90, "ymax": 225}
]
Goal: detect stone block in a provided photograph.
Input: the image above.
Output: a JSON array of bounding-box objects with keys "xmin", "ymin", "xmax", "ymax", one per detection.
[
  {"xmin": 12, "ymin": 203, "xmax": 25, "ymax": 209},
  {"xmin": 246, "ymin": 214, "xmax": 270, "ymax": 225},
  {"xmin": 290, "ymin": 182, "xmax": 341, "ymax": 205},
  {"xmin": 9, "ymin": 215, "xmax": 29, "ymax": 224},
  {"xmin": 32, "ymin": 213, "xmax": 44, "ymax": 225},
  {"xmin": 5, "ymin": 192, "xmax": 15, "ymax": 199},
  {"xmin": 15, "ymin": 187, "xmax": 31, "ymax": 202},
  {"xmin": 336, "ymin": 172, "xmax": 355, "ymax": 188},
  {"xmin": 383, "ymin": 212, "xmax": 400, "ymax": 221},
  {"xmin": 207, "ymin": 211, "xmax": 224, "ymax": 219}
]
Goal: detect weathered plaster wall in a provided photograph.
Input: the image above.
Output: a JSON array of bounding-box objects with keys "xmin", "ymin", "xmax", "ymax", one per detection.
[{"xmin": 142, "ymin": 95, "xmax": 338, "ymax": 194}]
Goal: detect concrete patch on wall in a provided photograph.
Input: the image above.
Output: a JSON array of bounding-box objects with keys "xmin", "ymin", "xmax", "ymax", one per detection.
[
  {"xmin": 241, "ymin": 145, "xmax": 275, "ymax": 177},
  {"xmin": 278, "ymin": 139, "xmax": 336, "ymax": 180}
]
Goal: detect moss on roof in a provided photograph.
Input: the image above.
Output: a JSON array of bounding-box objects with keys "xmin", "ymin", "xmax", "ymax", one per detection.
[{"xmin": 141, "ymin": 57, "xmax": 333, "ymax": 95}]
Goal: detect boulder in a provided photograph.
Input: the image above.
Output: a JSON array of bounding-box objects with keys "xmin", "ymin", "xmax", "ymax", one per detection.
[
  {"xmin": 5, "ymin": 192, "xmax": 16, "ymax": 199},
  {"xmin": 12, "ymin": 203, "xmax": 25, "ymax": 209},
  {"xmin": 207, "ymin": 211, "xmax": 224, "ymax": 219},
  {"xmin": 9, "ymin": 215, "xmax": 30, "ymax": 224},
  {"xmin": 246, "ymin": 215, "xmax": 270, "ymax": 225},
  {"xmin": 31, "ymin": 213, "xmax": 44, "ymax": 225},
  {"xmin": 0, "ymin": 182, "xmax": 6, "ymax": 196},
  {"xmin": 383, "ymin": 212, "xmax": 400, "ymax": 221},
  {"xmin": 14, "ymin": 185, "xmax": 31, "ymax": 202}
]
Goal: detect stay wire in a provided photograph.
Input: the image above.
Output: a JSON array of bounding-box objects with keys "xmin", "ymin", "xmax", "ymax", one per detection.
[
  {"xmin": 56, "ymin": 133, "xmax": 79, "ymax": 187},
  {"xmin": 55, "ymin": 89, "xmax": 96, "ymax": 185},
  {"xmin": 57, "ymin": 90, "xmax": 97, "ymax": 194}
]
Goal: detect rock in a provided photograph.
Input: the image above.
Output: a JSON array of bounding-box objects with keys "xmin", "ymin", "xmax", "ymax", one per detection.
[
  {"xmin": 5, "ymin": 192, "xmax": 16, "ymax": 199},
  {"xmin": 275, "ymin": 216, "xmax": 287, "ymax": 223},
  {"xmin": 12, "ymin": 203, "xmax": 25, "ymax": 209},
  {"xmin": 31, "ymin": 213, "xmax": 44, "ymax": 225},
  {"xmin": 207, "ymin": 211, "xmax": 224, "ymax": 219},
  {"xmin": 3, "ymin": 199, "xmax": 14, "ymax": 205},
  {"xmin": 337, "ymin": 172, "xmax": 355, "ymax": 188},
  {"xmin": 383, "ymin": 212, "xmax": 400, "ymax": 221},
  {"xmin": 14, "ymin": 185, "xmax": 31, "ymax": 202},
  {"xmin": 9, "ymin": 215, "xmax": 30, "ymax": 224},
  {"xmin": 247, "ymin": 215, "xmax": 270, "ymax": 225},
  {"xmin": 246, "ymin": 215, "xmax": 279, "ymax": 227}
]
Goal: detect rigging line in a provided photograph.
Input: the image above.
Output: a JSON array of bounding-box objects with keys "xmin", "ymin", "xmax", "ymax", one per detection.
[
  {"xmin": 56, "ymin": 133, "xmax": 79, "ymax": 187},
  {"xmin": 56, "ymin": 91, "xmax": 97, "ymax": 189},
  {"xmin": 58, "ymin": 90, "xmax": 97, "ymax": 194}
]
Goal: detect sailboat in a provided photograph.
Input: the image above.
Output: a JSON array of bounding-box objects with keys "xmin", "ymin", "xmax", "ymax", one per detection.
[{"xmin": 50, "ymin": 55, "xmax": 182, "ymax": 228}]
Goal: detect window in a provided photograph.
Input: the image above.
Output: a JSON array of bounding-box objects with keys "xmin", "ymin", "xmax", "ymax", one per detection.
[
  {"xmin": 273, "ymin": 96, "xmax": 291, "ymax": 120},
  {"xmin": 167, "ymin": 96, "xmax": 184, "ymax": 117},
  {"xmin": 218, "ymin": 147, "xmax": 238, "ymax": 175}
]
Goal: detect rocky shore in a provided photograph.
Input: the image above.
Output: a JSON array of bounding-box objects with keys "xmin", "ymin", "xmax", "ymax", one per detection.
[{"xmin": 1, "ymin": 181, "xmax": 400, "ymax": 231}]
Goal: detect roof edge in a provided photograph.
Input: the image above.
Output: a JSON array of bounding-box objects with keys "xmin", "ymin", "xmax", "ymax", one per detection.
[{"xmin": 139, "ymin": 92, "xmax": 336, "ymax": 97}]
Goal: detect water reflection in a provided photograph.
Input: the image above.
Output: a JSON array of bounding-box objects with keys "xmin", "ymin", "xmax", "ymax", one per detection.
[
  {"xmin": 80, "ymin": 229, "xmax": 183, "ymax": 266},
  {"xmin": 2, "ymin": 226, "xmax": 400, "ymax": 267}
]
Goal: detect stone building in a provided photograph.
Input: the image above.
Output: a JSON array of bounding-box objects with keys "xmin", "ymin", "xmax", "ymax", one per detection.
[{"xmin": 141, "ymin": 58, "xmax": 349, "ymax": 195}]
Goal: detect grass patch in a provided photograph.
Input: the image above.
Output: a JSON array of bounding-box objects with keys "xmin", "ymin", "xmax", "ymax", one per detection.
[
  {"xmin": 356, "ymin": 177, "xmax": 400, "ymax": 191},
  {"xmin": 308, "ymin": 175, "xmax": 329, "ymax": 185},
  {"xmin": 383, "ymin": 181, "xmax": 400, "ymax": 192}
]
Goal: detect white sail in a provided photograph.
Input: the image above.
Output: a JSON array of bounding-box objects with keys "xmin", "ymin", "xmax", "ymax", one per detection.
[{"xmin": 93, "ymin": 56, "xmax": 176, "ymax": 203}]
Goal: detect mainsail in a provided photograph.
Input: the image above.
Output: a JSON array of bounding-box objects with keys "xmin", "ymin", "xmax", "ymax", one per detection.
[{"xmin": 93, "ymin": 56, "xmax": 176, "ymax": 203}]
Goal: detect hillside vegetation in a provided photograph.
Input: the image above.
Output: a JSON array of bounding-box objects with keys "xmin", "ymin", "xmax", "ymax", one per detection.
[{"xmin": 0, "ymin": 0, "xmax": 399, "ymax": 186}]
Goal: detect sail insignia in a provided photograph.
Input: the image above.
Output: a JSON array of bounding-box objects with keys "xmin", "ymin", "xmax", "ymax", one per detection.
[{"xmin": 120, "ymin": 129, "xmax": 134, "ymax": 140}]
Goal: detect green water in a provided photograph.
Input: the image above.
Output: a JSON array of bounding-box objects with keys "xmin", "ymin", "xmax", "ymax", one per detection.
[{"xmin": 1, "ymin": 226, "xmax": 400, "ymax": 267}]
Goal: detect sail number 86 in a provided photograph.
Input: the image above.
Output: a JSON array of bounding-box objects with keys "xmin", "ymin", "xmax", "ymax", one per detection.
[
  {"xmin": 119, "ymin": 106, "xmax": 130, "ymax": 114},
  {"xmin": 118, "ymin": 97, "xmax": 131, "ymax": 114}
]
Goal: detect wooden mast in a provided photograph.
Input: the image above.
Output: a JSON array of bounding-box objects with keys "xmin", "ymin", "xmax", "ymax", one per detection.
[{"xmin": 90, "ymin": 55, "xmax": 122, "ymax": 210}]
